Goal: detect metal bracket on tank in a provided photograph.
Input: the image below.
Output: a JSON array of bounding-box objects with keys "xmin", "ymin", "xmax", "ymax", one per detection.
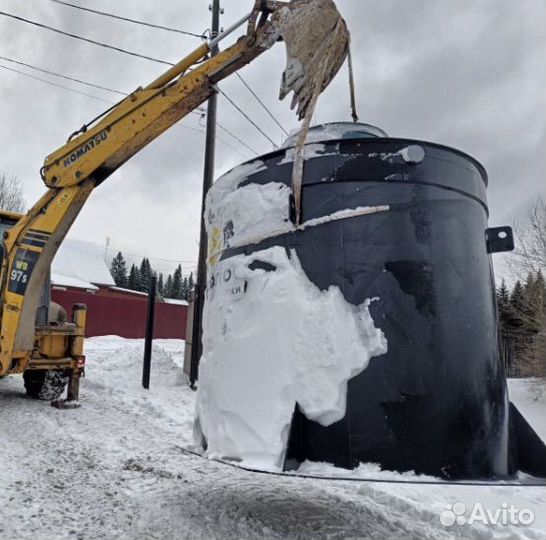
[{"xmin": 486, "ymin": 226, "xmax": 514, "ymax": 253}]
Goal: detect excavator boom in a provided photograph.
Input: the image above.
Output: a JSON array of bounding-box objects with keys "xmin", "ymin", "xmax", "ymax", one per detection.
[{"xmin": 0, "ymin": 0, "xmax": 349, "ymax": 374}]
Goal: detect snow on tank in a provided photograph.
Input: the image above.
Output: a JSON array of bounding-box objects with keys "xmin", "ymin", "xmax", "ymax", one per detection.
[{"xmin": 281, "ymin": 121, "xmax": 388, "ymax": 149}]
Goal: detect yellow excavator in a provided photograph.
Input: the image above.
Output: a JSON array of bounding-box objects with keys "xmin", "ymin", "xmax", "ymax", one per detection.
[{"xmin": 0, "ymin": 0, "xmax": 349, "ymax": 402}]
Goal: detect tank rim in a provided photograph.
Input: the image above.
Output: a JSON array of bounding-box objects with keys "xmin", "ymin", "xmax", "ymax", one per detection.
[{"xmin": 217, "ymin": 137, "xmax": 489, "ymax": 188}]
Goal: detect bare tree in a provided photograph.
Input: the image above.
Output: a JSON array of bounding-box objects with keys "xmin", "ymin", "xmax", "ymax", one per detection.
[
  {"xmin": 0, "ymin": 172, "xmax": 25, "ymax": 213},
  {"xmin": 510, "ymin": 195, "xmax": 546, "ymax": 275}
]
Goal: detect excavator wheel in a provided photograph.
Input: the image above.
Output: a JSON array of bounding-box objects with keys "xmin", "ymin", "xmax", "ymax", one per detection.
[{"xmin": 23, "ymin": 370, "xmax": 68, "ymax": 401}]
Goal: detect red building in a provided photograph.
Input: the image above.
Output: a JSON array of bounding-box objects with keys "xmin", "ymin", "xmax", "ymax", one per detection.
[{"xmin": 51, "ymin": 239, "xmax": 187, "ymax": 339}]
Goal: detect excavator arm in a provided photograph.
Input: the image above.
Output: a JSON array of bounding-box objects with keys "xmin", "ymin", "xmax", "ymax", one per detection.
[{"xmin": 0, "ymin": 0, "xmax": 348, "ymax": 374}]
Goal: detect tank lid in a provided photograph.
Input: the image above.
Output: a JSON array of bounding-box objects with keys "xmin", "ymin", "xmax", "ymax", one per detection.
[{"xmin": 281, "ymin": 121, "xmax": 388, "ymax": 149}]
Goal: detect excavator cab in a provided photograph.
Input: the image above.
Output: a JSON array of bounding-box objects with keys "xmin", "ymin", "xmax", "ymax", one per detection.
[{"xmin": 0, "ymin": 210, "xmax": 86, "ymax": 403}]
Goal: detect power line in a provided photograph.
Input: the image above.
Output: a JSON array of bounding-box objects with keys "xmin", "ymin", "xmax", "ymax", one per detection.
[
  {"xmin": 0, "ymin": 63, "xmax": 211, "ymax": 145},
  {"xmin": 107, "ymin": 247, "xmax": 198, "ymax": 266},
  {"xmin": 0, "ymin": 54, "xmax": 126, "ymax": 95},
  {"xmin": 0, "ymin": 63, "xmax": 201, "ymax": 140},
  {"xmin": 46, "ymin": 0, "xmax": 278, "ymax": 146},
  {"xmin": 1, "ymin": 54, "xmax": 253, "ymax": 158},
  {"xmin": 47, "ymin": 0, "xmax": 205, "ymax": 38},
  {"xmin": 235, "ymin": 73, "xmax": 289, "ymax": 136},
  {"xmin": 216, "ymin": 133, "xmax": 252, "ymax": 159},
  {"xmin": 1, "ymin": 10, "xmax": 276, "ymax": 154},
  {"xmin": 216, "ymin": 122, "xmax": 259, "ymax": 156},
  {"xmin": 0, "ymin": 63, "xmax": 112, "ymax": 103},
  {"xmin": 215, "ymin": 85, "xmax": 279, "ymax": 149},
  {"xmin": 0, "ymin": 10, "xmax": 175, "ymax": 66}
]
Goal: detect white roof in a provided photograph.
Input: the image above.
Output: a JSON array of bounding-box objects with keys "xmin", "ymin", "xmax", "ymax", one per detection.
[
  {"xmin": 51, "ymin": 273, "xmax": 99, "ymax": 290},
  {"xmin": 163, "ymin": 297, "xmax": 189, "ymax": 306},
  {"xmin": 109, "ymin": 286, "xmax": 147, "ymax": 297},
  {"xmin": 51, "ymin": 239, "xmax": 115, "ymax": 290}
]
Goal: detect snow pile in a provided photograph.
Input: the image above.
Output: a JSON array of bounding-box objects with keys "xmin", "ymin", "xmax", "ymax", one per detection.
[
  {"xmin": 206, "ymin": 159, "xmax": 390, "ymax": 254},
  {"xmin": 206, "ymin": 182, "xmax": 292, "ymax": 252},
  {"xmin": 206, "ymin": 161, "xmax": 266, "ymax": 212},
  {"xmin": 296, "ymin": 460, "xmax": 438, "ymax": 481},
  {"xmin": 195, "ymin": 246, "xmax": 387, "ymax": 470},
  {"xmin": 1, "ymin": 338, "xmax": 545, "ymax": 540},
  {"xmin": 52, "ymin": 238, "xmax": 115, "ymax": 289}
]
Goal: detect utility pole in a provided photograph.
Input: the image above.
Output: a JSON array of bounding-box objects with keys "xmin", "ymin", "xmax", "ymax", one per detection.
[{"xmin": 190, "ymin": 0, "xmax": 221, "ymax": 388}]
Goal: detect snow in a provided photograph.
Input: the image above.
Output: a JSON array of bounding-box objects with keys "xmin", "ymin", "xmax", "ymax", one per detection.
[
  {"xmin": 51, "ymin": 273, "xmax": 99, "ymax": 291},
  {"xmin": 51, "ymin": 238, "xmax": 115, "ymax": 289},
  {"xmin": 207, "ymin": 161, "xmax": 266, "ymax": 210},
  {"xmin": 109, "ymin": 286, "xmax": 147, "ymax": 296},
  {"xmin": 300, "ymin": 205, "xmax": 390, "ymax": 229},
  {"xmin": 163, "ymin": 298, "xmax": 189, "ymax": 306},
  {"xmin": 195, "ymin": 247, "xmax": 387, "ymax": 470},
  {"xmin": 0, "ymin": 339, "xmax": 544, "ymax": 540},
  {"xmin": 206, "ymin": 181, "xmax": 293, "ymax": 252},
  {"xmin": 279, "ymin": 142, "xmax": 333, "ymax": 163},
  {"xmin": 206, "ymin": 159, "xmax": 391, "ymax": 256},
  {"xmin": 508, "ymin": 378, "xmax": 546, "ymax": 442},
  {"xmin": 281, "ymin": 122, "xmax": 388, "ymax": 148}
]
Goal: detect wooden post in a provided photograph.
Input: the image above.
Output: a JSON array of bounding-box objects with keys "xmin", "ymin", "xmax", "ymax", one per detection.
[{"xmin": 142, "ymin": 275, "xmax": 157, "ymax": 389}]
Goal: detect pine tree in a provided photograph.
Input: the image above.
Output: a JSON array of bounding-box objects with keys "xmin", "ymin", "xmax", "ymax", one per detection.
[
  {"xmin": 157, "ymin": 273, "xmax": 164, "ymax": 297},
  {"xmin": 535, "ymin": 271, "xmax": 546, "ymax": 309},
  {"xmin": 180, "ymin": 276, "xmax": 188, "ymax": 301},
  {"xmin": 110, "ymin": 252, "xmax": 128, "ymax": 287},
  {"xmin": 128, "ymin": 264, "xmax": 141, "ymax": 291},
  {"xmin": 171, "ymin": 264, "xmax": 183, "ymax": 299},
  {"xmin": 165, "ymin": 274, "xmax": 173, "ymax": 298},
  {"xmin": 523, "ymin": 271, "xmax": 546, "ymax": 333},
  {"xmin": 187, "ymin": 272, "xmax": 194, "ymax": 300},
  {"xmin": 139, "ymin": 257, "xmax": 153, "ymax": 293},
  {"xmin": 510, "ymin": 280, "xmax": 526, "ymax": 329},
  {"xmin": 497, "ymin": 279, "xmax": 512, "ymax": 329}
]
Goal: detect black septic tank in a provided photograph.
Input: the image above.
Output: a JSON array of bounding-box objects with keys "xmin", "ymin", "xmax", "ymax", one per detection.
[{"xmin": 203, "ymin": 122, "xmax": 529, "ymax": 480}]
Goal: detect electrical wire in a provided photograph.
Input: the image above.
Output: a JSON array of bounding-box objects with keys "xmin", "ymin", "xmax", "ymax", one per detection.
[
  {"xmin": 47, "ymin": 0, "xmax": 206, "ymax": 38},
  {"xmin": 0, "ymin": 54, "xmax": 251, "ymax": 157},
  {"xmin": 0, "ymin": 54, "xmax": 126, "ymax": 95},
  {"xmin": 0, "ymin": 63, "xmax": 112, "ymax": 103},
  {"xmin": 1, "ymin": 11, "xmax": 278, "ymax": 154},
  {"xmin": 0, "ymin": 11, "xmax": 175, "ymax": 66},
  {"xmin": 107, "ymin": 246, "xmax": 197, "ymax": 266},
  {"xmin": 47, "ymin": 0, "xmax": 285, "ymax": 142},
  {"xmin": 235, "ymin": 72, "xmax": 289, "ymax": 136},
  {"xmin": 1, "ymin": 62, "xmax": 241, "ymax": 165},
  {"xmin": 215, "ymin": 85, "xmax": 279, "ymax": 149},
  {"xmin": 216, "ymin": 122, "xmax": 259, "ymax": 157},
  {"xmin": 215, "ymin": 133, "xmax": 252, "ymax": 160}
]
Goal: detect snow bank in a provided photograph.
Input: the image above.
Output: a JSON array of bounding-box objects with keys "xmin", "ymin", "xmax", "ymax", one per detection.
[{"xmin": 195, "ymin": 247, "xmax": 387, "ymax": 470}]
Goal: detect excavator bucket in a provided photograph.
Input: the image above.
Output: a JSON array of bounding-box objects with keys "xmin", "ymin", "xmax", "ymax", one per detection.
[{"xmin": 268, "ymin": 0, "xmax": 350, "ymax": 119}]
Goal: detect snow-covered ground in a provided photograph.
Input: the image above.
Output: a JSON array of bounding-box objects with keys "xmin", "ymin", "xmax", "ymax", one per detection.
[{"xmin": 0, "ymin": 337, "xmax": 544, "ymax": 540}]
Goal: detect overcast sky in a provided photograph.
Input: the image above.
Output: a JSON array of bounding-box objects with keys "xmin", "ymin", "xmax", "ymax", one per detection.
[{"xmin": 0, "ymin": 0, "xmax": 544, "ymax": 279}]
